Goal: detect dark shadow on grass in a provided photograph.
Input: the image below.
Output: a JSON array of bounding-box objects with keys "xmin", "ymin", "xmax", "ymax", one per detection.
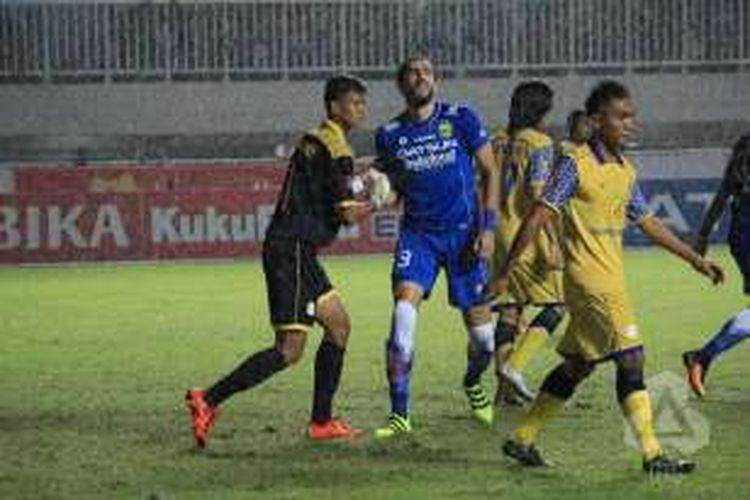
[
  {"xmin": 0, "ymin": 412, "xmax": 80, "ymax": 432},
  {"xmin": 178, "ymin": 433, "xmax": 505, "ymax": 467}
]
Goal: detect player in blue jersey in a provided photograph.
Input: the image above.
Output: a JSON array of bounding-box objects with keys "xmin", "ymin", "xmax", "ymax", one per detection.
[
  {"xmin": 683, "ymin": 134, "xmax": 750, "ymax": 397},
  {"xmin": 372, "ymin": 56, "xmax": 500, "ymax": 437}
]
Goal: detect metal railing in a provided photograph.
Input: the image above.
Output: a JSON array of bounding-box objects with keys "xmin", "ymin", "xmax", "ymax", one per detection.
[{"xmin": 1, "ymin": 0, "xmax": 748, "ymax": 82}]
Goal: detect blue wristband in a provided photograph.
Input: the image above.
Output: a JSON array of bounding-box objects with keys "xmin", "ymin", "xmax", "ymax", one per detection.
[{"xmin": 482, "ymin": 209, "xmax": 498, "ymax": 231}]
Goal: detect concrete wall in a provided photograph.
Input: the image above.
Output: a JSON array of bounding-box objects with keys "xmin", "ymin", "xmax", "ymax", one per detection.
[{"xmin": 2, "ymin": 72, "xmax": 749, "ymax": 136}]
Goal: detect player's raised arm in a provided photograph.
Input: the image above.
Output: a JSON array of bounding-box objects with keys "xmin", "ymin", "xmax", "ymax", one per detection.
[{"xmin": 633, "ymin": 183, "xmax": 724, "ymax": 285}]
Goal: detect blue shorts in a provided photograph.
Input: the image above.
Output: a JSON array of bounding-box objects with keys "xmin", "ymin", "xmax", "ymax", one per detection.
[
  {"xmin": 729, "ymin": 209, "xmax": 750, "ymax": 295},
  {"xmin": 391, "ymin": 227, "xmax": 489, "ymax": 311}
]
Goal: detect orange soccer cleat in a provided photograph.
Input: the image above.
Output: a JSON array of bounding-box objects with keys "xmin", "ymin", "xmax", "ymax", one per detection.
[
  {"xmin": 308, "ymin": 418, "xmax": 363, "ymax": 441},
  {"xmin": 185, "ymin": 388, "xmax": 219, "ymax": 448},
  {"xmin": 682, "ymin": 351, "xmax": 706, "ymax": 398}
]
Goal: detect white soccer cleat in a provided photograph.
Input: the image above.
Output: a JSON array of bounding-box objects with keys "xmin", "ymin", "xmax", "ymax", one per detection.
[{"xmin": 500, "ymin": 364, "xmax": 536, "ymax": 402}]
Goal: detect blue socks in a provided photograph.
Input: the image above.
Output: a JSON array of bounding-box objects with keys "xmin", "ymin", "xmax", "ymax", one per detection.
[{"xmin": 698, "ymin": 309, "xmax": 750, "ymax": 366}]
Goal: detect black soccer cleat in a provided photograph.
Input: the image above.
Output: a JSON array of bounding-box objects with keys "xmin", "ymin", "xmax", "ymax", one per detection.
[
  {"xmin": 643, "ymin": 455, "xmax": 696, "ymax": 475},
  {"xmin": 502, "ymin": 439, "xmax": 547, "ymax": 467}
]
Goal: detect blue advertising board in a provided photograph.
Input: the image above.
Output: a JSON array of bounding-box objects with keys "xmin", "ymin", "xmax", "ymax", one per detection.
[
  {"xmin": 369, "ymin": 177, "xmax": 729, "ymax": 247},
  {"xmin": 625, "ymin": 178, "xmax": 727, "ymax": 246}
]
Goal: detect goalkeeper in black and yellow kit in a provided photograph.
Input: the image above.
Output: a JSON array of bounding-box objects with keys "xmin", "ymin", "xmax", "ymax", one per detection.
[
  {"xmin": 491, "ymin": 81, "xmax": 724, "ymax": 474},
  {"xmin": 185, "ymin": 76, "xmax": 373, "ymax": 447}
]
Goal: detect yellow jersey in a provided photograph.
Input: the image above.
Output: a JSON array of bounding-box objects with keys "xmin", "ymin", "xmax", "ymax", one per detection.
[
  {"xmin": 558, "ymin": 139, "xmax": 581, "ymax": 156},
  {"xmin": 540, "ymin": 140, "xmax": 653, "ymax": 360},
  {"xmin": 541, "ymin": 141, "xmax": 652, "ymax": 294},
  {"xmin": 493, "ymin": 127, "xmax": 562, "ymax": 304}
]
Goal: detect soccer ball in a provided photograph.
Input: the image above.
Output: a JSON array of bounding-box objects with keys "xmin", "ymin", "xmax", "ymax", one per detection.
[{"xmin": 362, "ymin": 168, "xmax": 392, "ymax": 210}]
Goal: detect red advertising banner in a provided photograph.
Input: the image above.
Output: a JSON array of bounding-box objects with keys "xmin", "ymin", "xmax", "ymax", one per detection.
[
  {"xmin": 0, "ymin": 192, "xmax": 146, "ymax": 262},
  {"xmin": 13, "ymin": 163, "xmax": 286, "ymax": 195},
  {"xmin": 0, "ymin": 163, "xmax": 398, "ymax": 263}
]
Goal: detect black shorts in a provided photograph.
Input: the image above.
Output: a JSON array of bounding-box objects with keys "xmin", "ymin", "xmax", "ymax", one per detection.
[{"xmin": 262, "ymin": 238, "xmax": 334, "ymax": 331}]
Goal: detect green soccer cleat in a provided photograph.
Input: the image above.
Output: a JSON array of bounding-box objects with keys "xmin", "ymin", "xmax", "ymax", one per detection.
[
  {"xmin": 464, "ymin": 384, "xmax": 494, "ymax": 425},
  {"xmin": 374, "ymin": 413, "xmax": 412, "ymax": 440},
  {"xmin": 502, "ymin": 439, "xmax": 547, "ymax": 467}
]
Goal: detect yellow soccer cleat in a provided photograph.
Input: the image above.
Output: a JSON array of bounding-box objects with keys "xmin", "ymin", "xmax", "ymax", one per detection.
[
  {"xmin": 465, "ymin": 384, "xmax": 494, "ymax": 426},
  {"xmin": 374, "ymin": 413, "xmax": 412, "ymax": 440}
]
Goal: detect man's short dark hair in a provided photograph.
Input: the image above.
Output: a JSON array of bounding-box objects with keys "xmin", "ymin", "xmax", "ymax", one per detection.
[
  {"xmin": 566, "ymin": 109, "xmax": 588, "ymax": 134},
  {"xmin": 507, "ymin": 81, "xmax": 553, "ymax": 135},
  {"xmin": 585, "ymin": 80, "xmax": 630, "ymax": 116},
  {"xmin": 566, "ymin": 109, "xmax": 587, "ymax": 129},
  {"xmin": 324, "ymin": 75, "xmax": 367, "ymax": 110}
]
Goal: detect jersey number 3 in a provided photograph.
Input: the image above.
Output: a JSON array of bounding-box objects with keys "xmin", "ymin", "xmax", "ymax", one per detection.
[{"xmin": 396, "ymin": 249, "xmax": 413, "ymax": 269}]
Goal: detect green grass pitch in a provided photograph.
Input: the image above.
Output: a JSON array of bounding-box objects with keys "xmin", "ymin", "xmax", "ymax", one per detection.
[{"xmin": 1, "ymin": 248, "xmax": 748, "ymax": 499}]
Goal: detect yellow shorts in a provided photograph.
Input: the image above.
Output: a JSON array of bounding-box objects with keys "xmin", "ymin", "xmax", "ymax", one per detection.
[
  {"xmin": 493, "ymin": 231, "xmax": 564, "ymax": 306},
  {"xmin": 492, "ymin": 260, "xmax": 564, "ymax": 306},
  {"xmin": 556, "ymin": 288, "xmax": 642, "ymax": 362}
]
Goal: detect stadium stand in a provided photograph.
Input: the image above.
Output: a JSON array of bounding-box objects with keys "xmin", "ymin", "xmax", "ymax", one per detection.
[{"xmin": 1, "ymin": 0, "xmax": 748, "ymax": 161}]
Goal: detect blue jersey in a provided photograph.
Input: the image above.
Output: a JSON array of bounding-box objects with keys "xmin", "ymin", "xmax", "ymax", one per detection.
[{"xmin": 375, "ymin": 101, "xmax": 490, "ymax": 232}]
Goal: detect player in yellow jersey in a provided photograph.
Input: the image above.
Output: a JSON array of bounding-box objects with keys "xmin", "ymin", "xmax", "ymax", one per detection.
[
  {"xmin": 490, "ymin": 82, "xmax": 566, "ymax": 405},
  {"xmin": 490, "ymin": 80, "xmax": 724, "ymax": 474},
  {"xmin": 558, "ymin": 109, "xmax": 592, "ymax": 155}
]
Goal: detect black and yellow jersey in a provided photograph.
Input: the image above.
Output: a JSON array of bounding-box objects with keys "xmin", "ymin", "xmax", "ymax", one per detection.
[{"xmin": 266, "ymin": 119, "xmax": 356, "ymax": 248}]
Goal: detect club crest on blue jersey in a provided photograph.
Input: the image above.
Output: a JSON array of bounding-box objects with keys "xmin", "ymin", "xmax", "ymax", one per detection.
[{"xmin": 438, "ymin": 120, "xmax": 454, "ymax": 139}]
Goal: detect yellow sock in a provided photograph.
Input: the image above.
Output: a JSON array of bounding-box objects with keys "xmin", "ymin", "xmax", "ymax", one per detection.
[
  {"xmin": 513, "ymin": 391, "xmax": 565, "ymax": 445},
  {"xmin": 507, "ymin": 326, "xmax": 548, "ymax": 372},
  {"xmin": 621, "ymin": 390, "xmax": 662, "ymax": 460}
]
